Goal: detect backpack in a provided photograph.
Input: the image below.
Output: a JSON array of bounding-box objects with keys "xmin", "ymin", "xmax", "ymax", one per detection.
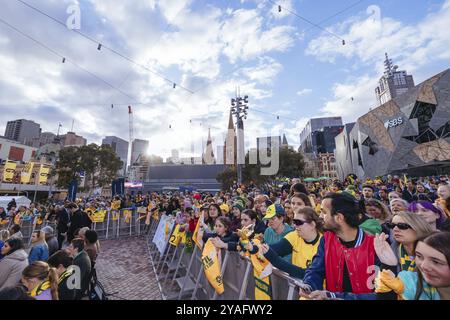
[{"xmin": 88, "ymin": 268, "xmax": 108, "ymax": 300}]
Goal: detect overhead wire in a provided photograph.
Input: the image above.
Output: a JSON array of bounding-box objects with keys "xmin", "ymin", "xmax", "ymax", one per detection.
[
  {"xmin": 0, "ymin": 16, "xmax": 138, "ymax": 103},
  {"xmin": 14, "ymin": 0, "xmax": 193, "ymax": 93},
  {"xmin": 267, "ymin": 0, "xmax": 346, "ymax": 42},
  {"xmin": 4, "ymin": 0, "xmax": 367, "ymax": 132}
]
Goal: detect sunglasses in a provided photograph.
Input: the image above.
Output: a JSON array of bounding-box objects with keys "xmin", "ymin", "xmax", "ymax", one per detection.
[
  {"xmin": 386, "ymin": 222, "xmax": 412, "ymax": 230},
  {"xmin": 293, "ymin": 219, "xmax": 308, "ymax": 226}
]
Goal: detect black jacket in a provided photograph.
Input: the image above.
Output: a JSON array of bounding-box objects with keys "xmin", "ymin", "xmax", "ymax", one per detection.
[
  {"xmin": 57, "ymin": 208, "xmax": 71, "ymax": 234},
  {"xmin": 68, "ymin": 210, "xmax": 92, "ymax": 242},
  {"xmin": 58, "ymin": 269, "xmax": 76, "ymax": 300},
  {"xmin": 202, "ymin": 231, "xmax": 239, "ymax": 244},
  {"xmin": 73, "ymin": 251, "xmax": 92, "ymax": 300}
]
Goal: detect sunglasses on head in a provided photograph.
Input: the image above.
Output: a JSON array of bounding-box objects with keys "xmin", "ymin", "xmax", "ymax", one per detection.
[
  {"xmin": 293, "ymin": 219, "xmax": 308, "ymax": 226},
  {"xmin": 386, "ymin": 222, "xmax": 412, "ymax": 230}
]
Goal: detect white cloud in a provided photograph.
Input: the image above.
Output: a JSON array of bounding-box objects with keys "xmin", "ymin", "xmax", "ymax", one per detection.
[
  {"xmin": 241, "ymin": 57, "xmax": 283, "ymax": 85},
  {"xmin": 305, "ymin": 0, "xmax": 450, "ymax": 124},
  {"xmin": 297, "ymin": 88, "xmax": 312, "ymax": 96},
  {"xmin": 0, "ymin": 0, "xmax": 298, "ymax": 157},
  {"xmin": 305, "ymin": 0, "xmax": 450, "ymax": 70}
]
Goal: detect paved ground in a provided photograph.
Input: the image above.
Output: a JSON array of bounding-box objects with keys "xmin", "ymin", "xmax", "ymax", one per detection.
[{"xmin": 95, "ymin": 236, "xmax": 162, "ymax": 300}]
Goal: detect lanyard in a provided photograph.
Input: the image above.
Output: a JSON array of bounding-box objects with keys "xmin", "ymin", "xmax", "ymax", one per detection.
[{"xmin": 399, "ymin": 244, "xmax": 415, "ymax": 272}]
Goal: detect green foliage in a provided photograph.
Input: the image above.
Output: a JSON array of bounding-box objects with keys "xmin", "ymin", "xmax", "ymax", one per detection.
[
  {"xmin": 216, "ymin": 166, "xmax": 237, "ymax": 190},
  {"xmin": 55, "ymin": 144, "xmax": 123, "ymax": 190},
  {"xmin": 216, "ymin": 146, "xmax": 305, "ymax": 188}
]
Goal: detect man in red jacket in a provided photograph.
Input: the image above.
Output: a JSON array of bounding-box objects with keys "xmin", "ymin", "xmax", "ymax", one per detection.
[{"xmin": 299, "ymin": 192, "xmax": 382, "ymax": 300}]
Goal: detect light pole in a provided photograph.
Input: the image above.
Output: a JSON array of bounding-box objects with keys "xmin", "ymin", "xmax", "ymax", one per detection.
[{"xmin": 231, "ymin": 93, "xmax": 249, "ymax": 186}]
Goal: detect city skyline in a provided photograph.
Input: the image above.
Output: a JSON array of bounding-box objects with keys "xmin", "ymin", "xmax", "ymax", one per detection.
[{"xmin": 1, "ymin": 0, "xmax": 450, "ymax": 159}]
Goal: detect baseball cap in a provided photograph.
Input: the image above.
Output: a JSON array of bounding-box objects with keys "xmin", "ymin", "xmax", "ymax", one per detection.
[{"xmin": 263, "ymin": 204, "xmax": 285, "ymax": 220}]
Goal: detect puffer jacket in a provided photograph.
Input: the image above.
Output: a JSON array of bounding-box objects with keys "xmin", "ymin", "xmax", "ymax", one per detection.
[{"xmin": 0, "ymin": 249, "xmax": 29, "ymax": 289}]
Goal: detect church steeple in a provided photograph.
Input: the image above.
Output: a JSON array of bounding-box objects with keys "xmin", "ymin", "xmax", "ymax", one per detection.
[
  {"xmin": 203, "ymin": 128, "xmax": 216, "ymax": 164},
  {"xmin": 224, "ymin": 107, "xmax": 237, "ymax": 165},
  {"xmin": 228, "ymin": 108, "xmax": 235, "ymax": 130}
]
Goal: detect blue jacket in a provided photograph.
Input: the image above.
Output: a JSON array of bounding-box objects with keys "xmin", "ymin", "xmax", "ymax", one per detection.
[
  {"xmin": 28, "ymin": 243, "xmax": 49, "ymax": 264},
  {"xmin": 302, "ymin": 230, "xmax": 380, "ymax": 300}
]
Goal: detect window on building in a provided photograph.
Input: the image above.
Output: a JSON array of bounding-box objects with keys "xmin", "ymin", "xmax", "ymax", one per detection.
[
  {"xmin": 394, "ymin": 73, "xmax": 407, "ymax": 86},
  {"xmin": 435, "ymin": 121, "xmax": 450, "ymax": 139},
  {"xmin": 362, "ymin": 137, "xmax": 379, "ymax": 155},
  {"xmin": 404, "ymin": 101, "xmax": 439, "ymax": 144}
]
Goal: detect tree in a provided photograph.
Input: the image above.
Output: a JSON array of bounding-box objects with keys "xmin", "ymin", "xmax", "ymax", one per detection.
[
  {"xmin": 55, "ymin": 144, "xmax": 122, "ymax": 191},
  {"xmin": 97, "ymin": 145, "xmax": 123, "ymax": 188},
  {"xmin": 216, "ymin": 166, "xmax": 237, "ymax": 190},
  {"xmin": 55, "ymin": 146, "xmax": 83, "ymax": 188},
  {"xmin": 216, "ymin": 146, "xmax": 305, "ymax": 189}
]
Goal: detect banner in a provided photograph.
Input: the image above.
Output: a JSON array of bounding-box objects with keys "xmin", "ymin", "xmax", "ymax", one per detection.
[
  {"xmin": 152, "ymin": 215, "xmax": 175, "ymax": 255},
  {"xmin": 20, "ymin": 162, "xmax": 34, "ymax": 184},
  {"xmin": 169, "ymin": 224, "xmax": 186, "ymax": 247},
  {"xmin": 123, "ymin": 209, "xmax": 132, "ymax": 224},
  {"xmin": 38, "ymin": 164, "xmax": 50, "ymax": 185},
  {"xmin": 89, "ymin": 210, "xmax": 107, "ymax": 223},
  {"xmin": 192, "ymin": 212, "xmax": 203, "ymax": 249},
  {"xmin": 68, "ymin": 180, "xmax": 78, "ymax": 202},
  {"xmin": 250, "ymin": 239, "xmax": 273, "ymax": 300},
  {"xmin": 2, "ymin": 160, "xmax": 16, "ymax": 183},
  {"xmin": 201, "ymin": 239, "xmax": 224, "ymax": 295}
]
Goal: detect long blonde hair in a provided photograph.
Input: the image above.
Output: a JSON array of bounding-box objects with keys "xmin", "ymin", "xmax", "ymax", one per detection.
[
  {"xmin": 395, "ymin": 211, "xmax": 434, "ymax": 239},
  {"xmin": 22, "ymin": 261, "xmax": 59, "ymax": 300}
]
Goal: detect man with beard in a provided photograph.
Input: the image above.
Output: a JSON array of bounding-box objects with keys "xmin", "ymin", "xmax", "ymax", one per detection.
[{"xmin": 299, "ymin": 192, "xmax": 385, "ymax": 300}]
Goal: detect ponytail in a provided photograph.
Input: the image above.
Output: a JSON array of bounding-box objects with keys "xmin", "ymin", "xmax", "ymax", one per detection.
[{"xmin": 48, "ymin": 267, "xmax": 59, "ymax": 301}]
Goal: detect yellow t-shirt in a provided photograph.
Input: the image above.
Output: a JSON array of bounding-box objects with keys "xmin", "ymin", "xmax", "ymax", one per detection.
[{"xmin": 284, "ymin": 232, "xmax": 322, "ymax": 269}]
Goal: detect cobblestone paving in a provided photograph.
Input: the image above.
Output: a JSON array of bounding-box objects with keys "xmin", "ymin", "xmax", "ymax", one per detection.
[{"xmin": 95, "ymin": 237, "xmax": 162, "ymax": 300}]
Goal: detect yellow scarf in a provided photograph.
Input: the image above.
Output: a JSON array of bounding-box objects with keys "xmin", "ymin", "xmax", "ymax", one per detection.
[
  {"xmin": 30, "ymin": 280, "xmax": 51, "ymax": 297},
  {"xmin": 201, "ymin": 239, "xmax": 224, "ymax": 295},
  {"xmin": 250, "ymin": 239, "xmax": 272, "ymax": 300}
]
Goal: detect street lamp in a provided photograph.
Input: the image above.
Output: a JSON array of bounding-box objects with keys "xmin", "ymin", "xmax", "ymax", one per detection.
[{"xmin": 231, "ymin": 94, "xmax": 249, "ymax": 185}]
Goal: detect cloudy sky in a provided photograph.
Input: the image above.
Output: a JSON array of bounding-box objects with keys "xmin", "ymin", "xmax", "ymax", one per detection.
[{"xmin": 1, "ymin": 0, "xmax": 450, "ymax": 160}]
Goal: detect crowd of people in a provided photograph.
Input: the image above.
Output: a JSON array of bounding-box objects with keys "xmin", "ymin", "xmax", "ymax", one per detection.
[
  {"xmin": 0, "ymin": 173, "xmax": 449, "ymax": 300},
  {"xmin": 0, "ymin": 198, "xmax": 99, "ymax": 300}
]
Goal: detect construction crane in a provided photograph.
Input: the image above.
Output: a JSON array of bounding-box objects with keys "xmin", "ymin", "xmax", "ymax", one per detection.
[{"xmin": 128, "ymin": 106, "xmax": 134, "ymax": 181}]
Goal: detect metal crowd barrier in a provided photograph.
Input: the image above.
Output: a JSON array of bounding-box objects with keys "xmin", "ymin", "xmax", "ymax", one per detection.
[
  {"xmin": 91, "ymin": 208, "xmax": 147, "ymax": 240},
  {"xmin": 148, "ymin": 227, "xmax": 304, "ymax": 301}
]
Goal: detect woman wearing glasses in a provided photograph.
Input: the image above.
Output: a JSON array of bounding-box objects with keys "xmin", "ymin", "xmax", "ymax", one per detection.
[
  {"xmin": 249, "ymin": 207, "xmax": 324, "ymax": 279},
  {"xmin": 374, "ymin": 212, "xmax": 434, "ymax": 273}
]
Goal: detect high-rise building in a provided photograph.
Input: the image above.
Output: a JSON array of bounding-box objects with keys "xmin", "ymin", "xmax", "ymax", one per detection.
[
  {"xmin": 299, "ymin": 117, "xmax": 343, "ymax": 154},
  {"xmin": 102, "ymin": 136, "xmax": 129, "ymax": 176},
  {"xmin": 257, "ymin": 136, "xmax": 281, "ymax": 152},
  {"xmin": 30, "ymin": 132, "xmax": 56, "ymax": 148},
  {"xmin": 60, "ymin": 132, "xmax": 87, "ymax": 147},
  {"xmin": 4, "ymin": 119, "xmax": 41, "ymax": 145},
  {"xmin": 131, "ymin": 139, "xmax": 149, "ymax": 165},
  {"xmin": 375, "ymin": 53, "xmax": 415, "ymax": 106}
]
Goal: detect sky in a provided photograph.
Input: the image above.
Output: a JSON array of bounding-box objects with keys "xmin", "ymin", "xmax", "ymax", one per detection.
[{"xmin": 1, "ymin": 0, "xmax": 450, "ymax": 160}]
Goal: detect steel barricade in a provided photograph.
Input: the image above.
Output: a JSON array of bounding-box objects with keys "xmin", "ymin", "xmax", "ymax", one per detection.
[
  {"xmin": 91, "ymin": 212, "xmax": 109, "ymax": 240},
  {"xmin": 117, "ymin": 208, "xmax": 134, "ymax": 238},
  {"xmin": 20, "ymin": 217, "xmax": 36, "ymax": 247},
  {"xmin": 268, "ymin": 268, "xmax": 299, "ymax": 300},
  {"xmin": 191, "ymin": 247, "xmax": 212, "ymax": 300},
  {"xmin": 175, "ymin": 245, "xmax": 198, "ymax": 300},
  {"xmin": 214, "ymin": 252, "xmax": 250, "ymax": 300},
  {"xmin": 109, "ymin": 210, "xmax": 120, "ymax": 239}
]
